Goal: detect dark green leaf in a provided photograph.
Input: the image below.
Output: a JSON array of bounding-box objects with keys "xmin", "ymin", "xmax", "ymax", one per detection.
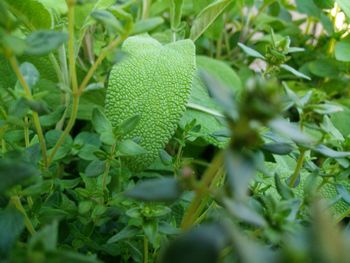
[
  {"xmin": 85, "ymin": 160, "xmax": 106, "ymax": 177},
  {"xmin": 92, "ymin": 108, "xmax": 113, "ymax": 135},
  {"xmin": 0, "ymin": 207, "xmax": 24, "ymax": 257},
  {"xmin": 313, "ymin": 145, "xmax": 350, "ymax": 158},
  {"xmin": 160, "ymin": 223, "xmax": 229, "ymax": 263},
  {"xmin": 223, "ymin": 198, "xmax": 267, "ymax": 227},
  {"xmin": 25, "ymin": 31, "xmax": 68, "ymax": 56},
  {"xmin": 116, "ymin": 114, "xmax": 141, "ymax": 135},
  {"xmin": 274, "ymin": 173, "xmax": 294, "ymax": 199},
  {"xmin": 117, "ymin": 139, "xmax": 147, "ymax": 156},
  {"xmin": 261, "ymin": 143, "xmax": 294, "ymax": 155},
  {"xmin": 91, "ymin": 10, "xmax": 124, "ymax": 34},
  {"xmin": 0, "ymin": 158, "xmax": 39, "ymax": 193},
  {"xmin": 125, "ymin": 178, "xmax": 182, "ymax": 202},
  {"xmin": 107, "ymin": 226, "xmax": 139, "ymax": 244}
]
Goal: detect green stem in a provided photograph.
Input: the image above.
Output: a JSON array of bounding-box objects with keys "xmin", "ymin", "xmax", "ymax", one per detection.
[
  {"xmin": 142, "ymin": 0, "xmax": 152, "ymax": 20},
  {"xmin": 48, "ymin": 94, "xmax": 79, "ymax": 165},
  {"xmin": 67, "ymin": 0, "xmax": 78, "ymax": 95},
  {"xmin": 143, "ymin": 235, "xmax": 149, "ymax": 263},
  {"xmin": 47, "ymin": 1, "xmax": 128, "ymax": 165},
  {"xmin": 11, "ymin": 196, "xmax": 36, "ymax": 236},
  {"xmin": 289, "ymin": 148, "xmax": 306, "ymax": 187},
  {"xmin": 78, "ymin": 35, "xmax": 125, "ymax": 95},
  {"xmin": 24, "ymin": 117, "xmax": 30, "ymax": 147},
  {"xmin": 180, "ymin": 151, "xmax": 224, "ymax": 230},
  {"xmin": 216, "ymin": 31, "xmax": 224, "ymax": 59},
  {"xmin": 8, "ymin": 56, "xmax": 48, "ymax": 168},
  {"xmin": 102, "ymin": 143, "xmax": 117, "ymax": 193}
]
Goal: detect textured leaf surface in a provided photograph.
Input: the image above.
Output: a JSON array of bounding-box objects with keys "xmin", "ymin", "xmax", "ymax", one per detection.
[
  {"xmin": 263, "ymin": 156, "xmax": 350, "ymax": 221},
  {"xmin": 105, "ymin": 35, "xmax": 195, "ymax": 171}
]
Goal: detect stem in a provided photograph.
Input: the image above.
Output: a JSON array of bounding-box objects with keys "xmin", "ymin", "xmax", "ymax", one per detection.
[
  {"xmin": 216, "ymin": 31, "xmax": 224, "ymax": 59},
  {"xmin": 48, "ymin": 2, "xmax": 128, "ymax": 164},
  {"xmin": 24, "ymin": 117, "xmax": 30, "ymax": 147},
  {"xmin": 10, "ymin": 196, "xmax": 36, "ymax": 236},
  {"xmin": 289, "ymin": 148, "xmax": 306, "ymax": 187},
  {"xmin": 47, "ymin": 94, "xmax": 79, "ymax": 165},
  {"xmin": 181, "ymin": 151, "xmax": 224, "ymax": 230},
  {"xmin": 143, "ymin": 235, "xmax": 149, "ymax": 263},
  {"xmin": 78, "ymin": 36, "xmax": 125, "ymax": 95},
  {"xmin": 187, "ymin": 102, "xmax": 224, "ymax": 118},
  {"xmin": 48, "ymin": 35, "xmax": 126, "ymax": 164},
  {"xmin": 67, "ymin": 0, "xmax": 78, "ymax": 94},
  {"xmin": 142, "ymin": 0, "xmax": 152, "ymax": 20},
  {"xmin": 305, "ymin": 17, "xmax": 313, "ymax": 35},
  {"xmin": 56, "ymin": 46, "xmax": 70, "ymax": 130},
  {"xmin": 102, "ymin": 143, "xmax": 117, "ymax": 193},
  {"xmin": 8, "ymin": 56, "xmax": 48, "ymax": 168}
]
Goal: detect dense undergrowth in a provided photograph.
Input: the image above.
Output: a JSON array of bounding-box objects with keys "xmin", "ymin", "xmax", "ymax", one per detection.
[{"xmin": 1, "ymin": 0, "xmax": 350, "ymax": 262}]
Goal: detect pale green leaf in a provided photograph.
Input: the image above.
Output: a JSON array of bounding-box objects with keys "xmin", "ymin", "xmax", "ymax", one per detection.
[
  {"xmin": 190, "ymin": 0, "xmax": 232, "ymax": 41},
  {"xmin": 238, "ymin": 43, "xmax": 265, "ymax": 59}
]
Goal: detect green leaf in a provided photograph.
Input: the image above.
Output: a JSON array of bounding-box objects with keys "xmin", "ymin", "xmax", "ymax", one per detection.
[
  {"xmin": 105, "ymin": 35, "xmax": 195, "ymax": 171},
  {"xmin": 223, "ymin": 198, "xmax": 267, "ymax": 227},
  {"xmin": 336, "ymin": 184, "xmax": 350, "ymax": 204},
  {"xmin": 117, "ymin": 139, "xmax": 147, "ymax": 156},
  {"xmin": 85, "ymin": 160, "xmax": 106, "ymax": 177},
  {"xmin": 296, "ymin": 0, "xmax": 321, "ymax": 18},
  {"xmin": 170, "ymin": 0, "xmax": 184, "ymax": 30},
  {"xmin": 261, "ymin": 143, "xmax": 294, "ymax": 155},
  {"xmin": 107, "ymin": 226, "xmax": 139, "ymax": 244},
  {"xmin": 25, "ymin": 31, "xmax": 68, "ymax": 56},
  {"xmin": 225, "ymin": 151, "xmax": 255, "ymax": 200},
  {"xmin": 274, "ymin": 173, "xmax": 295, "ymax": 199},
  {"xmin": 132, "ymin": 17, "xmax": 164, "ymax": 35},
  {"xmin": 159, "ymin": 149, "xmax": 173, "ymax": 165},
  {"xmin": 125, "ymin": 178, "xmax": 182, "ymax": 202},
  {"xmin": 0, "ymin": 207, "xmax": 24, "ymax": 258},
  {"xmin": 313, "ymin": 145, "xmax": 350, "ymax": 158},
  {"xmin": 190, "ymin": 0, "xmax": 232, "ymax": 41},
  {"xmin": 0, "ymin": 34, "xmax": 27, "ymax": 56},
  {"xmin": 269, "ymin": 119, "xmax": 313, "ymax": 144},
  {"xmin": 38, "ymin": 0, "xmax": 67, "ymax": 15},
  {"xmin": 29, "ymin": 221, "xmax": 58, "ymax": 251},
  {"xmin": 5, "ymin": 0, "xmax": 53, "ymax": 29},
  {"xmin": 116, "ymin": 114, "xmax": 141, "ymax": 135},
  {"xmin": 92, "ymin": 108, "xmax": 113, "ymax": 135},
  {"xmin": 335, "ymin": 40, "xmax": 350, "ymax": 62},
  {"xmin": 181, "ymin": 109, "xmax": 227, "ymax": 147},
  {"xmin": 308, "ymin": 59, "xmax": 338, "ymax": 78},
  {"xmin": 280, "ymin": 64, "xmax": 311, "ymax": 80},
  {"xmin": 331, "ymin": 107, "xmax": 350, "ymax": 137},
  {"xmin": 0, "ymin": 158, "xmax": 39, "ymax": 194},
  {"xmin": 19, "ymin": 62, "xmax": 40, "ymax": 89},
  {"xmin": 39, "ymin": 106, "xmax": 65, "ymax": 127},
  {"xmin": 238, "ymin": 43, "xmax": 265, "ymax": 59},
  {"xmin": 91, "ymin": 10, "xmax": 124, "ymax": 34},
  {"xmin": 160, "ymin": 223, "xmax": 229, "ymax": 263},
  {"xmin": 309, "ymin": 103, "xmax": 343, "ymax": 115},
  {"xmin": 336, "ymin": 0, "xmax": 350, "ymax": 19},
  {"xmin": 75, "ymin": 0, "xmax": 116, "ymax": 52},
  {"xmin": 181, "ymin": 55, "xmax": 241, "ymax": 148}
]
